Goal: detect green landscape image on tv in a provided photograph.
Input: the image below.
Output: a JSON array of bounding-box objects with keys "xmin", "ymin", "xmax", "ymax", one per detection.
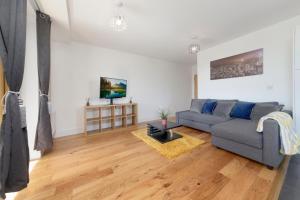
[{"xmin": 100, "ymin": 77, "xmax": 127, "ymax": 99}]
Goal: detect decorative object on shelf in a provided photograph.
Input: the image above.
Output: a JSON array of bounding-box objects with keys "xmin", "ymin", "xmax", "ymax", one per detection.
[
  {"xmin": 129, "ymin": 97, "xmax": 133, "ymax": 104},
  {"xmin": 86, "ymin": 97, "xmax": 90, "ymax": 106},
  {"xmin": 188, "ymin": 35, "xmax": 201, "ymax": 54},
  {"xmin": 159, "ymin": 109, "xmax": 169, "ymax": 126},
  {"xmin": 210, "ymin": 48, "xmax": 263, "ymax": 80},
  {"xmin": 110, "ymin": 1, "xmax": 127, "ymax": 32}
]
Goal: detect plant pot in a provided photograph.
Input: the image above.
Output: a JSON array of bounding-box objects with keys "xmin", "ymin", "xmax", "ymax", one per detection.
[{"xmin": 161, "ymin": 119, "xmax": 167, "ymax": 126}]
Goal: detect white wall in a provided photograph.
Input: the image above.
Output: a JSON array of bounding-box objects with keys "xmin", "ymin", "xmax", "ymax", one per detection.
[
  {"xmin": 197, "ymin": 15, "xmax": 300, "ymax": 109},
  {"xmin": 293, "ymin": 27, "xmax": 300, "ymax": 132},
  {"xmin": 51, "ymin": 42, "xmax": 192, "ymax": 137},
  {"xmin": 21, "ymin": 5, "xmax": 40, "ymax": 159}
]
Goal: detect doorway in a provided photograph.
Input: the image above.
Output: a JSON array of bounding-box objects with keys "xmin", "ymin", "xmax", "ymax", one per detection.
[{"xmin": 193, "ymin": 74, "xmax": 198, "ymax": 99}]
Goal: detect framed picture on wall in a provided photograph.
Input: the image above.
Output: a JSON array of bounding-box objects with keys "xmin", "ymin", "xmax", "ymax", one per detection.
[{"xmin": 210, "ymin": 48, "xmax": 263, "ymax": 80}]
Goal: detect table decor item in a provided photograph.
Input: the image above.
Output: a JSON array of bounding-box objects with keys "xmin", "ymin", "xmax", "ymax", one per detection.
[{"xmin": 159, "ymin": 109, "xmax": 169, "ymax": 126}]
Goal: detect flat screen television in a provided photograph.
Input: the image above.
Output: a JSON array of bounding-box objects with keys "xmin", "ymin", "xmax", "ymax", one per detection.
[{"xmin": 100, "ymin": 77, "xmax": 127, "ymax": 104}]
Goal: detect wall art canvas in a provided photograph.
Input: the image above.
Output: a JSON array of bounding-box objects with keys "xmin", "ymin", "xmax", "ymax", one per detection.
[{"xmin": 210, "ymin": 48, "xmax": 263, "ymax": 80}]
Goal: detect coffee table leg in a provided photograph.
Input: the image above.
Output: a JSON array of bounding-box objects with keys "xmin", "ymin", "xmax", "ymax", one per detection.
[
  {"xmin": 148, "ymin": 125, "xmax": 160, "ymax": 135},
  {"xmin": 147, "ymin": 125, "xmax": 152, "ymax": 135},
  {"xmin": 169, "ymin": 129, "xmax": 173, "ymax": 139}
]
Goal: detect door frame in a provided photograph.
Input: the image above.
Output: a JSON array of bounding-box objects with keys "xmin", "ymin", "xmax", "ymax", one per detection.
[{"xmin": 193, "ymin": 74, "xmax": 198, "ymax": 99}]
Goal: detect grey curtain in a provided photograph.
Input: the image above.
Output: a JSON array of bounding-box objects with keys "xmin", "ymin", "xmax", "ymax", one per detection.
[
  {"xmin": 0, "ymin": 0, "xmax": 29, "ymax": 199},
  {"xmin": 34, "ymin": 11, "xmax": 53, "ymax": 152}
]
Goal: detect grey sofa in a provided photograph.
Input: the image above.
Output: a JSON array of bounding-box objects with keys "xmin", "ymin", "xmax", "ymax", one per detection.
[{"xmin": 176, "ymin": 99, "xmax": 286, "ymax": 169}]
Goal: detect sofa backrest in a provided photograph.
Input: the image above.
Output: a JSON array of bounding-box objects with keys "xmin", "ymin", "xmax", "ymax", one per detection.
[
  {"xmin": 189, "ymin": 99, "xmax": 284, "ymax": 121},
  {"xmin": 213, "ymin": 100, "xmax": 237, "ymax": 118},
  {"xmin": 250, "ymin": 102, "xmax": 283, "ymax": 121},
  {"xmin": 190, "ymin": 99, "xmax": 207, "ymax": 113}
]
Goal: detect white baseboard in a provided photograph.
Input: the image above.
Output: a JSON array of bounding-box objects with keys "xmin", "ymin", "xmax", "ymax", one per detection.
[
  {"xmin": 30, "ymin": 150, "xmax": 41, "ymax": 160},
  {"xmin": 54, "ymin": 127, "xmax": 83, "ymax": 138},
  {"xmin": 53, "ymin": 117, "xmax": 177, "ymax": 139}
]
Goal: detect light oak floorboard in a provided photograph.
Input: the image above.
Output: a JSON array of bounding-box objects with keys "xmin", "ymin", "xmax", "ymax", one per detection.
[{"xmin": 14, "ymin": 126, "xmax": 286, "ymax": 200}]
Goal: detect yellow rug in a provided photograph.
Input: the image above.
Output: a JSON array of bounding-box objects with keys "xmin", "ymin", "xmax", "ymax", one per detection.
[{"xmin": 132, "ymin": 129, "xmax": 205, "ymax": 159}]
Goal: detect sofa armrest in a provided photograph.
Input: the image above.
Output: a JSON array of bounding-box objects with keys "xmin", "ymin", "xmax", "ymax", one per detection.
[
  {"xmin": 282, "ymin": 110, "xmax": 293, "ymax": 117},
  {"xmin": 262, "ymin": 119, "xmax": 284, "ymax": 168},
  {"xmin": 176, "ymin": 110, "xmax": 189, "ymax": 124}
]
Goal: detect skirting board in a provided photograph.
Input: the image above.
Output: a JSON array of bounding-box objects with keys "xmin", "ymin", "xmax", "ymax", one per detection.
[
  {"xmin": 54, "ymin": 127, "xmax": 83, "ymax": 138},
  {"xmin": 30, "ymin": 150, "xmax": 41, "ymax": 160},
  {"xmin": 53, "ymin": 117, "xmax": 176, "ymax": 139}
]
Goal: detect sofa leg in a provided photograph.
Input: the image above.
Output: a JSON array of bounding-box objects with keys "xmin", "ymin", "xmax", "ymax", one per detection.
[{"xmin": 266, "ymin": 165, "xmax": 274, "ymax": 170}]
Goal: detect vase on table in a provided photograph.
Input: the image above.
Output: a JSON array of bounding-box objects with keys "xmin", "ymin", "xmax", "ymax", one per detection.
[
  {"xmin": 161, "ymin": 119, "xmax": 167, "ymax": 126},
  {"xmin": 159, "ymin": 108, "xmax": 169, "ymax": 127}
]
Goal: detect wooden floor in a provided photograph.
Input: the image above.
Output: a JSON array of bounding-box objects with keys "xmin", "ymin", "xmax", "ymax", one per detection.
[{"xmin": 13, "ymin": 125, "xmax": 286, "ymax": 200}]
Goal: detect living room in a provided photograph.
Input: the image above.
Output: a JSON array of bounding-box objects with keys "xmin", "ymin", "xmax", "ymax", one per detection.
[{"xmin": 1, "ymin": 0, "xmax": 300, "ymax": 200}]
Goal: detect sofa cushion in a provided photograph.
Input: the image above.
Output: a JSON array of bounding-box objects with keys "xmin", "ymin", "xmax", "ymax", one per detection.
[
  {"xmin": 211, "ymin": 119, "xmax": 262, "ymax": 149},
  {"xmin": 230, "ymin": 101, "xmax": 256, "ymax": 120},
  {"xmin": 202, "ymin": 100, "xmax": 217, "ymax": 114},
  {"xmin": 178, "ymin": 111, "xmax": 228, "ymax": 125},
  {"xmin": 213, "ymin": 100, "xmax": 237, "ymax": 118},
  {"xmin": 190, "ymin": 99, "xmax": 207, "ymax": 113},
  {"xmin": 250, "ymin": 103, "xmax": 283, "ymax": 121}
]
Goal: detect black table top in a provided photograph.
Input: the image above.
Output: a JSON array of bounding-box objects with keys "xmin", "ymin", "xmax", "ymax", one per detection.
[{"xmin": 147, "ymin": 121, "xmax": 182, "ymax": 131}]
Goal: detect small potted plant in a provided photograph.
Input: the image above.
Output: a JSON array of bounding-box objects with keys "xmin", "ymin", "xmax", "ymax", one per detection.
[{"xmin": 159, "ymin": 109, "xmax": 169, "ymax": 126}]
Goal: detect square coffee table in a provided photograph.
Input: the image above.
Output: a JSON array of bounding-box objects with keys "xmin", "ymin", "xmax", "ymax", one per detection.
[{"xmin": 147, "ymin": 121, "xmax": 182, "ymax": 143}]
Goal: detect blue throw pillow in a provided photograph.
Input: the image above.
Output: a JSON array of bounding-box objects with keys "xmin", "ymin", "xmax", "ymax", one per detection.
[
  {"xmin": 202, "ymin": 100, "xmax": 217, "ymax": 114},
  {"xmin": 230, "ymin": 101, "xmax": 256, "ymax": 120}
]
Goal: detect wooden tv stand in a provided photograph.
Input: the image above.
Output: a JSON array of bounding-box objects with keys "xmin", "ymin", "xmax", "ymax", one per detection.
[{"xmin": 83, "ymin": 103, "xmax": 138, "ymax": 136}]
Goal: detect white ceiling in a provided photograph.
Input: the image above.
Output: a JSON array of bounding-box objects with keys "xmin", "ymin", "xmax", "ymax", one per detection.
[{"xmin": 37, "ymin": 0, "xmax": 300, "ymax": 64}]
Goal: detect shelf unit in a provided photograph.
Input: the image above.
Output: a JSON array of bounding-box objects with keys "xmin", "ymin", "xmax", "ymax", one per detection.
[{"xmin": 83, "ymin": 103, "xmax": 138, "ymax": 136}]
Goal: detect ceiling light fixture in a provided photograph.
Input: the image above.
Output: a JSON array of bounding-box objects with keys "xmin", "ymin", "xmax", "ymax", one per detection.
[
  {"xmin": 188, "ymin": 36, "xmax": 200, "ymax": 54},
  {"xmin": 110, "ymin": 1, "xmax": 127, "ymax": 32}
]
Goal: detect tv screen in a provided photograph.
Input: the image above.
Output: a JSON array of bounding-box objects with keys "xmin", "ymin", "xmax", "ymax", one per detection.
[{"xmin": 100, "ymin": 77, "xmax": 127, "ymax": 99}]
